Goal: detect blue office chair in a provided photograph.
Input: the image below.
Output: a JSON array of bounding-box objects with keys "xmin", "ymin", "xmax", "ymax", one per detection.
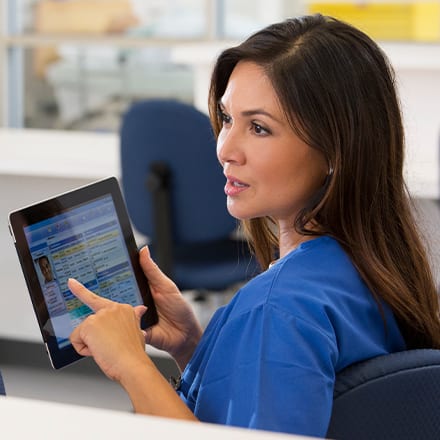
[
  {"xmin": 327, "ymin": 349, "xmax": 440, "ymax": 440},
  {"xmin": 120, "ymin": 99, "xmax": 258, "ymax": 293},
  {"xmin": 0, "ymin": 370, "xmax": 6, "ymax": 395}
]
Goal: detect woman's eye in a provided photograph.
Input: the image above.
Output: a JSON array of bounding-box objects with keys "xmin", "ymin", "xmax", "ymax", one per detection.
[
  {"xmin": 217, "ymin": 105, "xmax": 232, "ymax": 125},
  {"xmin": 252, "ymin": 122, "xmax": 270, "ymax": 136},
  {"xmin": 220, "ymin": 111, "xmax": 232, "ymax": 125},
  {"xmin": 222, "ymin": 113, "xmax": 232, "ymax": 124}
]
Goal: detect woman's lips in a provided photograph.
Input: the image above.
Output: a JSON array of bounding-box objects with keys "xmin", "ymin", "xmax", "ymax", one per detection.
[{"xmin": 224, "ymin": 176, "xmax": 249, "ymax": 196}]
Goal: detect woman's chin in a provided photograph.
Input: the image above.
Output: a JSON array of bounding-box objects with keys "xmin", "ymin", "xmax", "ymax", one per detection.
[
  {"xmin": 226, "ymin": 206, "xmax": 254, "ymax": 221},
  {"xmin": 226, "ymin": 198, "xmax": 263, "ymax": 221}
]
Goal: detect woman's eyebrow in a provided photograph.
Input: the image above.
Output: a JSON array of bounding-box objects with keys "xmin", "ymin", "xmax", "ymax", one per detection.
[
  {"xmin": 218, "ymin": 100, "xmax": 281, "ymax": 123},
  {"xmin": 241, "ymin": 109, "xmax": 281, "ymax": 123}
]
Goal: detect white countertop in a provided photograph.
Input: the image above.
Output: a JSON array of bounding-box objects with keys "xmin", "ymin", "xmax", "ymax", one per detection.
[
  {"xmin": 0, "ymin": 395, "xmax": 314, "ymax": 440},
  {"xmin": 0, "ymin": 128, "xmax": 120, "ymax": 179}
]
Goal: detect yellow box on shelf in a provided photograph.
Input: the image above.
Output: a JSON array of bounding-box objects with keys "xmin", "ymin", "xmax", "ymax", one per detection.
[{"xmin": 307, "ymin": 1, "xmax": 440, "ymax": 42}]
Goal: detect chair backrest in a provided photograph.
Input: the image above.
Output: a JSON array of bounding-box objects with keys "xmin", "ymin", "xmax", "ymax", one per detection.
[
  {"xmin": 120, "ymin": 99, "xmax": 236, "ymax": 245},
  {"xmin": 327, "ymin": 349, "xmax": 440, "ymax": 440}
]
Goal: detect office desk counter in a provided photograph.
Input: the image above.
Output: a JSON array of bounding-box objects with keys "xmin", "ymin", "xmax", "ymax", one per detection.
[
  {"xmin": 0, "ymin": 128, "xmax": 119, "ymax": 179},
  {"xmin": 0, "ymin": 395, "xmax": 315, "ymax": 440}
]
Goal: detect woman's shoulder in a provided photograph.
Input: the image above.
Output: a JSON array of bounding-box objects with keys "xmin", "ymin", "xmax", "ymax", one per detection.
[
  {"xmin": 231, "ymin": 235, "xmax": 374, "ymax": 325},
  {"xmin": 275, "ymin": 235, "xmax": 350, "ymax": 271},
  {"xmin": 269, "ymin": 236, "xmax": 369, "ymax": 303},
  {"xmin": 253, "ymin": 236, "xmax": 357, "ymax": 295}
]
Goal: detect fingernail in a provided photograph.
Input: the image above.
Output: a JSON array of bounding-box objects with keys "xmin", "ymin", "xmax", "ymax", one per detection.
[
  {"xmin": 140, "ymin": 245, "xmax": 150, "ymax": 255},
  {"xmin": 68, "ymin": 278, "xmax": 81, "ymax": 287}
]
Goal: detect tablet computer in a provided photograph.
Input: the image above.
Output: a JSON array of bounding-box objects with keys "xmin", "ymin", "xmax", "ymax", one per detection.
[{"xmin": 8, "ymin": 176, "xmax": 158, "ymax": 369}]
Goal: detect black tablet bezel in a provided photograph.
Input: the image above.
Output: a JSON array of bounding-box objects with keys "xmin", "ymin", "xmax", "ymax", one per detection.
[{"xmin": 8, "ymin": 176, "xmax": 158, "ymax": 369}]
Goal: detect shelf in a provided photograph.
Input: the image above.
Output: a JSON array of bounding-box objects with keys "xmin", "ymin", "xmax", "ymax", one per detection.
[
  {"xmin": 2, "ymin": 33, "xmax": 213, "ymax": 48},
  {"xmin": 2, "ymin": 34, "xmax": 439, "ymax": 71}
]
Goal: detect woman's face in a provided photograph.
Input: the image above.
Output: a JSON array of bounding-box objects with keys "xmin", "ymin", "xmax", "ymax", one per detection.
[{"xmin": 217, "ymin": 61, "xmax": 327, "ymax": 225}]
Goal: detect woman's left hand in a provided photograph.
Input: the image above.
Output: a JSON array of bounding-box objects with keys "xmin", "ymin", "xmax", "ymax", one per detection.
[{"xmin": 68, "ymin": 278, "xmax": 151, "ymax": 383}]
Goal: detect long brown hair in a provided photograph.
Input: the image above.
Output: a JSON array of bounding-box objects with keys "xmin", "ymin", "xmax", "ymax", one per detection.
[{"xmin": 208, "ymin": 14, "xmax": 440, "ymax": 349}]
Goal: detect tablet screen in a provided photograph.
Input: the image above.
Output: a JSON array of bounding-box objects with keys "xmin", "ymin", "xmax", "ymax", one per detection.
[{"xmin": 9, "ymin": 177, "xmax": 158, "ymax": 369}]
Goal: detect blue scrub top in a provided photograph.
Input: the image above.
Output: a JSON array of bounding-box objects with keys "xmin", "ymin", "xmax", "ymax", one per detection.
[{"xmin": 177, "ymin": 236, "xmax": 406, "ymax": 438}]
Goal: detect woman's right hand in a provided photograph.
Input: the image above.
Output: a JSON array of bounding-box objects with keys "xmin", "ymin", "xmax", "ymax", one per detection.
[{"xmin": 139, "ymin": 246, "xmax": 203, "ymax": 371}]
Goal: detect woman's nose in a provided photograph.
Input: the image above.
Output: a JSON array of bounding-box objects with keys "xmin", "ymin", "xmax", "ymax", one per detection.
[{"xmin": 217, "ymin": 128, "xmax": 244, "ymax": 166}]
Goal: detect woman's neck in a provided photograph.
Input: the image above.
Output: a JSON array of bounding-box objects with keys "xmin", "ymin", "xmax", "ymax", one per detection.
[{"xmin": 278, "ymin": 222, "xmax": 318, "ymax": 258}]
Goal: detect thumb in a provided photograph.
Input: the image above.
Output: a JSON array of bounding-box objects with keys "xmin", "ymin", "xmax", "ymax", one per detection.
[
  {"xmin": 139, "ymin": 246, "xmax": 176, "ymax": 290},
  {"xmin": 134, "ymin": 304, "xmax": 148, "ymax": 339},
  {"xmin": 134, "ymin": 304, "xmax": 147, "ymax": 322}
]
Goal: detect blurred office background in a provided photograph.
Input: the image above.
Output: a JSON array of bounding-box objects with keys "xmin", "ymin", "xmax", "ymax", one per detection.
[
  {"xmin": 1, "ymin": 0, "xmax": 305, "ymax": 131},
  {"xmin": 1, "ymin": 0, "xmax": 440, "ymax": 413},
  {"xmin": 2, "ymin": 0, "xmax": 437, "ymax": 133}
]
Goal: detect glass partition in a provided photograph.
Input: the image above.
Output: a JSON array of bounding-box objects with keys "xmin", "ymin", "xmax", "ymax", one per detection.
[{"xmin": 4, "ymin": 1, "xmax": 437, "ymax": 132}]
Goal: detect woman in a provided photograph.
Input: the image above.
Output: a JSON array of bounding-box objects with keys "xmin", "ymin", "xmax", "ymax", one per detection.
[{"xmin": 69, "ymin": 14, "xmax": 440, "ymax": 438}]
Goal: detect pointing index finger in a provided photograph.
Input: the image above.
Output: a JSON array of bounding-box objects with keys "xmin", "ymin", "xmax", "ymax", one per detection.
[{"xmin": 67, "ymin": 278, "xmax": 111, "ymax": 312}]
